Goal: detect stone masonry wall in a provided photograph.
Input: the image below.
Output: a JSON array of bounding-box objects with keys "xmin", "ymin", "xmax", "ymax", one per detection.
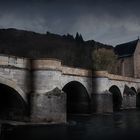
[
  {"xmin": 134, "ymin": 41, "xmax": 140, "ymax": 78},
  {"xmin": 0, "ymin": 54, "xmax": 140, "ymax": 123},
  {"xmin": 116, "ymin": 57, "xmax": 134, "ymax": 77},
  {"xmin": 0, "ymin": 55, "xmax": 30, "ymax": 102},
  {"xmin": 31, "ymin": 59, "xmax": 66, "ymax": 123}
]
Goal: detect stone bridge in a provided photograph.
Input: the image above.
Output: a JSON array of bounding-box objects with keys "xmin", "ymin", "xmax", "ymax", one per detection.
[
  {"xmin": 92, "ymin": 71, "xmax": 140, "ymax": 113},
  {"xmin": 0, "ymin": 54, "xmax": 140, "ymax": 123}
]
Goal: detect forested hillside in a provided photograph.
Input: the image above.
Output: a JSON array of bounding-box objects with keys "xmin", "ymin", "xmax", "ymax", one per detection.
[{"xmin": 0, "ymin": 28, "xmax": 116, "ymax": 70}]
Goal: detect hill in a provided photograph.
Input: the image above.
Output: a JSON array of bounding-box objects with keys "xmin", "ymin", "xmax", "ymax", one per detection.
[{"xmin": 0, "ymin": 28, "xmax": 114, "ymax": 69}]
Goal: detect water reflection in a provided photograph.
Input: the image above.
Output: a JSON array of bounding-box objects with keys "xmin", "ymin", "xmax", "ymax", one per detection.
[{"xmin": 1, "ymin": 110, "xmax": 140, "ymax": 140}]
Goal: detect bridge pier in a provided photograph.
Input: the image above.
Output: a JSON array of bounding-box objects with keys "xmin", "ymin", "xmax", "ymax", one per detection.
[
  {"xmin": 122, "ymin": 95, "xmax": 136, "ymax": 109},
  {"xmin": 30, "ymin": 59, "xmax": 66, "ymax": 123},
  {"xmin": 91, "ymin": 76, "xmax": 113, "ymax": 113},
  {"xmin": 30, "ymin": 90, "xmax": 66, "ymax": 123},
  {"xmin": 91, "ymin": 92, "xmax": 137, "ymax": 113},
  {"xmin": 91, "ymin": 92, "xmax": 113, "ymax": 113}
]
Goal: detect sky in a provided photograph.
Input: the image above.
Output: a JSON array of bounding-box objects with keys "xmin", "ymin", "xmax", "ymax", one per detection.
[{"xmin": 0, "ymin": 0, "xmax": 140, "ymax": 46}]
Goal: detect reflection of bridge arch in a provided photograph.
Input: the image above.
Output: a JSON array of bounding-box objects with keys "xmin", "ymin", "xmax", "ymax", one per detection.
[
  {"xmin": 0, "ymin": 83, "xmax": 28, "ymax": 121},
  {"xmin": 62, "ymin": 81, "xmax": 90, "ymax": 115},
  {"xmin": 109, "ymin": 85, "xmax": 122, "ymax": 111}
]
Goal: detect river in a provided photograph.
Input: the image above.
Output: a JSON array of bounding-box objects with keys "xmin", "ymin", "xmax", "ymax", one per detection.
[{"xmin": 1, "ymin": 110, "xmax": 140, "ymax": 140}]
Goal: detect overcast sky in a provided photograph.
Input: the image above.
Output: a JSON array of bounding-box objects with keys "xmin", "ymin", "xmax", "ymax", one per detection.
[{"xmin": 0, "ymin": 0, "xmax": 140, "ymax": 46}]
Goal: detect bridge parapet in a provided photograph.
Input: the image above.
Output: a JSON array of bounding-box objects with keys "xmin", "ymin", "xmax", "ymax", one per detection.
[
  {"xmin": 62, "ymin": 66, "xmax": 92, "ymax": 77},
  {"xmin": 32, "ymin": 58, "xmax": 92, "ymax": 77},
  {"xmin": 94, "ymin": 71, "xmax": 140, "ymax": 83},
  {"xmin": 32, "ymin": 59, "xmax": 140, "ymax": 82},
  {"xmin": 0, "ymin": 54, "xmax": 30, "ymax": 69},
  {"xmin": 32, "ymin": 59, "xmax": 61, "ymax": 71}
]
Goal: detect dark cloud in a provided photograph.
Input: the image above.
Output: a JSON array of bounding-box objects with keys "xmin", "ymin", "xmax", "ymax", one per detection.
[{"xmin": 0, "ymin": 0, "xmax": 140, "ymax": 45}]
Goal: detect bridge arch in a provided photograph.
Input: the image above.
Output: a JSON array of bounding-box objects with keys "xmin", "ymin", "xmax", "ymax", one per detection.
[
  {"xmin": 62, "ymin": 81, "xmax": 90, "ymax": 115},
  {"xmin": 0, "ymin": 76, "xmax": 27, "ymax": 102},
  {"xmin": 0, "ymin": 83, "xmax": 28, "ymax": 121},
  {"xmin": 131, "ymin": 87, "xmax": 137, "ymax": 94},
  {"xmin": 123, "ymin": 85, "xmax": 137, "ymax": 96},
  {"xmin": 109, "ymin": 85, "xmax": 122, "ymax": 111}
]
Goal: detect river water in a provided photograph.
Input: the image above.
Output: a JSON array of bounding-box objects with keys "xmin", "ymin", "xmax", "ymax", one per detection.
[{"xmin": 1, "ymin": 110, "xmax": 140, "ymax": 140}]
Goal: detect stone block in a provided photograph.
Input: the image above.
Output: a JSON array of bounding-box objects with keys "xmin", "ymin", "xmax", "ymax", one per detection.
[
  {"xmin": 91, "ymin": 93, "xmax": 113, "ymax": 113},
  {"xmin": 122, "ymin": 95, "xmax": 136, "ymax": 109},
  {"xmin": 31, "ymin": 87, "xmax": 66, "ymax": 123}
]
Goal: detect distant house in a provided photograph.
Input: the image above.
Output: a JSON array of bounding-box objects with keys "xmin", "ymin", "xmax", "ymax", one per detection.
[{"xmin": 115, "ymin": 39, "xmax": 140, "ymax": 78}]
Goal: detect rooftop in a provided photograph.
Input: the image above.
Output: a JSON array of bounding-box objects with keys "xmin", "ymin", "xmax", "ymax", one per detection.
[{"xmin": 115, "ymin": 39, "xmax": 139, "ymax": 58}]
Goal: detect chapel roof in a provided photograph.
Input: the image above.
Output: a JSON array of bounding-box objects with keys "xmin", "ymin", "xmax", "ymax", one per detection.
[{"xmin": 115, "ymin": 39, "xmax": 139, "ymax": 58}]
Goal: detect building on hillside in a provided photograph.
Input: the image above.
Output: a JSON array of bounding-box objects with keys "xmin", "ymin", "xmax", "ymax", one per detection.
[{"xmin": 115, "ymin": 39, "xmax": 140, "ymax": 78}]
